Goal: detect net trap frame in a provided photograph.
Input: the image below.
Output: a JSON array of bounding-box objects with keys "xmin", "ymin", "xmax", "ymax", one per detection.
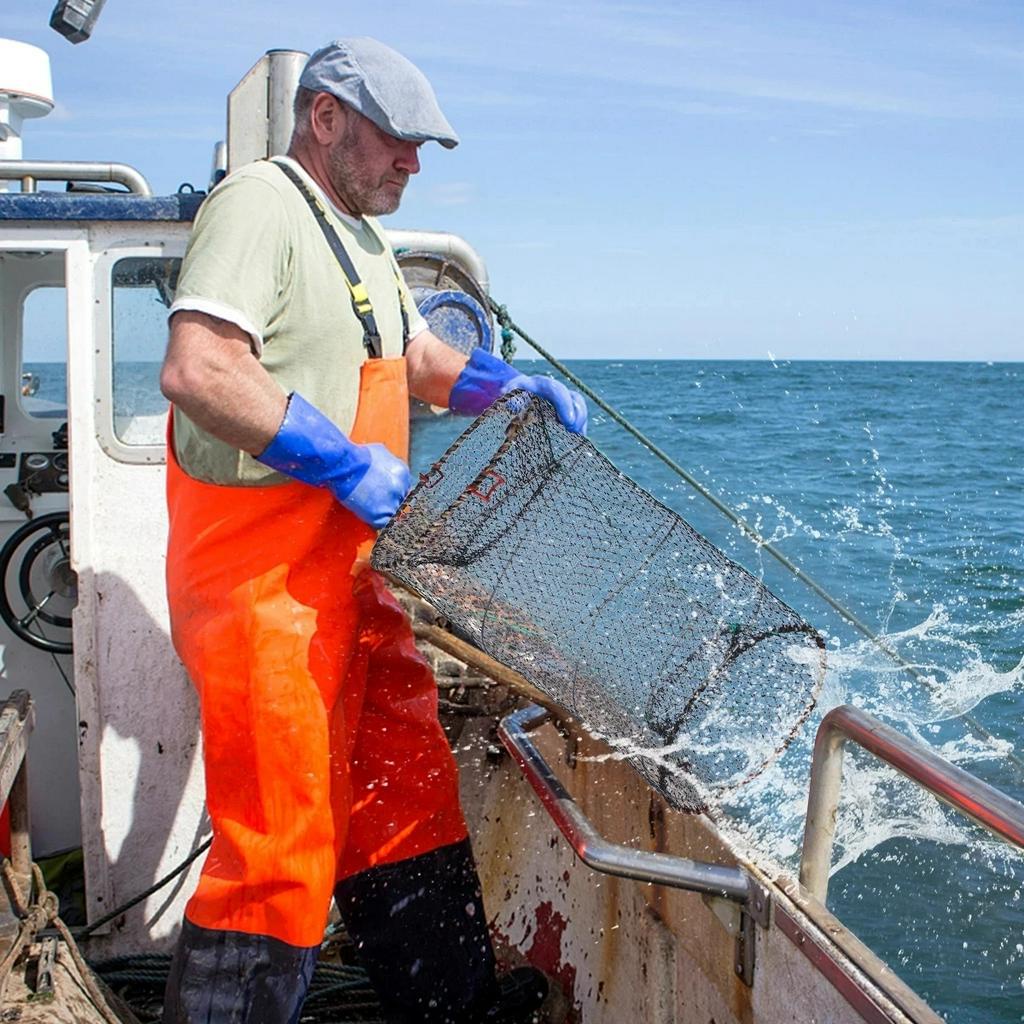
[{"xmin": 373, "ymin": 392, "xmax": 826, "ymax": 811}]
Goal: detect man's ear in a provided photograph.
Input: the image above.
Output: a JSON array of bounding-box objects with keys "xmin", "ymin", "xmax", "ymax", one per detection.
[{"xmin": 310, "ymin": 93, "xmax": 345, "ymax": 146}]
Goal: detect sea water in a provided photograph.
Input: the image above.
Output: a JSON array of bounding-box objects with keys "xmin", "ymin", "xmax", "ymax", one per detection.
[
  {"xmin": 29, "ymin": 357, "xmax": 1024, "ymax": 1021},
  {"xmin": 412, "ymin": 359, "xmax": 1023, "ymax": 1024}
]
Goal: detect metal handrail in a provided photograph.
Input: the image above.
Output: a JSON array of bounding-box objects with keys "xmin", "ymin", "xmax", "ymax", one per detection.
[
  {"xmin": 499, "ymin": 704, "xmax": 753, "ymax": 903},
  {"xmin": 0, "ymin": 160, "xmax": 152, "ymax": 195},
  {"xmin": 800, "ymin": 704, "xmax": 1024, "ymax": 901},
  {"xmin": 384, "ymin": 229, "xmax": 490, "ymax": 294}
]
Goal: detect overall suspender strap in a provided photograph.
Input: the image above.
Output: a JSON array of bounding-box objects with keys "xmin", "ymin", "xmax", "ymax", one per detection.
[
  {"xmin": 397, "ymin": 276, "xmax": 411, "ymax": 352},
  {"xmin": 362, "ymin": 216, "xmax": 412, "ymax": 355},
  {"xmin": 274, "ymin": 160, "xmax": 386, "ymax": 358}
]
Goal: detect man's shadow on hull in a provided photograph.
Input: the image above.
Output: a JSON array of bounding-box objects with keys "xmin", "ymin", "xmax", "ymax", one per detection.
[{"xmin": 77, "ymin": 569, "xmax": 205, "ymax": 954}]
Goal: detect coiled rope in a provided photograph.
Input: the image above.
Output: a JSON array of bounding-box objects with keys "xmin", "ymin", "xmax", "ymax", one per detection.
[{"xmin": 90, "ymin": 953, "xmax": 385, "ymax": 1023}]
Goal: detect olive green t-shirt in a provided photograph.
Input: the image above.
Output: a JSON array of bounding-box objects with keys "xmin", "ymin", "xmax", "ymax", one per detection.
[{"xmin": 169, "ymin": 157, "xmax": 426, "ymax": 485}]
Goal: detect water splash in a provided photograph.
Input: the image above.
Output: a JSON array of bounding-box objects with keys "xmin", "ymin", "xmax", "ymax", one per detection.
[
  {"xmin": 844, "ymin": 606, "xmax": 1024, "ymax": 725},
  {"xmin": 718, "ymin": 604, "xmax": 1024, "ymax": 884}
]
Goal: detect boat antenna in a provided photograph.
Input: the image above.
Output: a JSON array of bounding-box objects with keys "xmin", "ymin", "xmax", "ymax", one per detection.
[{"xmin": 50, "ymin": 0, "xmax": 108, "ymax": 44}]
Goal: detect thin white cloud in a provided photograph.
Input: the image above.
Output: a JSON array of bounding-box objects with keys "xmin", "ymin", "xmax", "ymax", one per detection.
[
  {"xmin": 45, "ymin": 101, "xmax": 73, "ymax": 123},
  {"xmin": 34, "ymin": 126, "xmax": 214, "ymax": 142},
  {"xmin": 494, "ymin": 240, "xmax": 555, "ymax": 251},
  {"xmin": 415, "ymin": 1, "xmax": 1024, "ymax": 121},
  {"xmin": 426, "ymin": 182, "xmax": 477, "ymax": 207},
  {"xmin": 443, "ymin": 87, "xmax": 545, "ymax": 109},
  {"xmin": 681, "ymin": 213, "xmax": 1024, "ymax": 245}
]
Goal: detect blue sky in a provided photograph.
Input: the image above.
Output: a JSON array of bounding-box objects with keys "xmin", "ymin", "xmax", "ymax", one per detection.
[{"xmin": 6, "ymin": 1, "xmax": 1022, "ymax": 360}]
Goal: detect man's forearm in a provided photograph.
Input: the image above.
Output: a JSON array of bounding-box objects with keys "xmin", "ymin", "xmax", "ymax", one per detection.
[
  {"xmin": 161, "ymin": 311, "xmax": 287, "ymax": 454},
  {"xmin": 405, "ymin": 330, "xmax": 469, "ymax": 407}
]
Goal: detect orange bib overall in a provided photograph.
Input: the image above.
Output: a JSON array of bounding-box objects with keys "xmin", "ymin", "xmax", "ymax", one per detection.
[{"xmin": 166, "ymin": 356, "xmax": 468, "ymax": 951}]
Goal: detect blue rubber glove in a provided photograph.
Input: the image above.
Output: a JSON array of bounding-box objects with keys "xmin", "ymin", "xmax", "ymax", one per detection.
[
  {"xmin": 256, "ymin": 393, "xmax": 411, "ymax": 530},
  {"xmin": 448, "ymin": 348, "xmax": 588, "ymax": 434}
]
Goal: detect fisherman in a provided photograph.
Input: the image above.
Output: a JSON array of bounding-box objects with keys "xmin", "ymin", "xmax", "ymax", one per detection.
[{"xmin": 158, "ymin": 36, "xmax": 587, "ymax": 1024}]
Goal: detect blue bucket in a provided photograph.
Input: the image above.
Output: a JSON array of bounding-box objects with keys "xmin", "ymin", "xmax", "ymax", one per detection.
[{"xmin": 412, "ymin": 287, "xmax": 493, "ymax": 357}]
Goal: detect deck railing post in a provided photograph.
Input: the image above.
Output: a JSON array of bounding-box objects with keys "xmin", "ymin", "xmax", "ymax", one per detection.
[
  {"xmin": 800, "ymin": 716, "xmax": 847, "ymax": 901},
  {"xmin": 799, "ymin": 705, "xmax": 1024, "ymax": 905}
]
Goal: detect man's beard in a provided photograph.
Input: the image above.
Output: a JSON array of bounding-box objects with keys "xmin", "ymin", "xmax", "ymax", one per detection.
[{"xmin": 327, "ymin": 130, "xmax": 407, "ymax": 217}]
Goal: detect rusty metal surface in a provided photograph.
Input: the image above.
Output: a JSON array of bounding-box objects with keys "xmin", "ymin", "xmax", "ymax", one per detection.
[
  {"xmin": 499, "ymin": 705, "xmax": 752, "ymax": 901},
  {"xmin": 454, "ymin": 709, "xmax": 937, "ymax": 1024},
  {"xmin": 773, "ymin": 902, "xmax": 907, "ymax": 1024},
  {"xmin": 773, "ymin": 874, "xmax": 945, "ymax": 1024}
]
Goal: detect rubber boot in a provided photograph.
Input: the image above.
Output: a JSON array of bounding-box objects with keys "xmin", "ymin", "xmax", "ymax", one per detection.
[
  {"xmin": 335, "ymin": 838, "xmax": 500, "ymax": 1024},
  {"xmin": 485, "ymin": 966, "xmax": 549, "ymax": 1023},
  {"xmin": 162, "ymin": 918, "xmax": 318, "ymax": 1024}
]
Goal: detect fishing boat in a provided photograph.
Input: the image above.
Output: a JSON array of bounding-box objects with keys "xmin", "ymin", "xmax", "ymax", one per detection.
[{"xmin": 0, "ymin": 22, "xmax": 1021, "ymax": 1024}]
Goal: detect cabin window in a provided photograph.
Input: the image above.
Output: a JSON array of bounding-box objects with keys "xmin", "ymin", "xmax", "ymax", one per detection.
[
  {"xmin": 110, "ymin": 257, "xmax": 180, "ymax": 446},
  {"xmin": 21, "ymin": 285, "xmax": 69, "ymax": 420}
]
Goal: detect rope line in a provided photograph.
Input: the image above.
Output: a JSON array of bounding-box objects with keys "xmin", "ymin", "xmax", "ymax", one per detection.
[
  {"xmin": 487, "ymin": 296, "xmax": 1021, "ymax": 772},
  {"xmin": 74, "ymin": 837, "xmax": 212, "ymax": 940},
  {"xmin": 0, "ymin": 859, "xmax": 123, "ymax": 1024}
]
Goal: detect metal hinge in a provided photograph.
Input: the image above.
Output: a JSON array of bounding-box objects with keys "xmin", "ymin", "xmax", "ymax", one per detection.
[{"xmin": 703, "ymin": 876, "xmax": 771, "ymax": 987}]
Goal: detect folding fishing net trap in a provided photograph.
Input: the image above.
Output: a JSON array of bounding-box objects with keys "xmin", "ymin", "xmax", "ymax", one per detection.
[{"xmin": 373, "ymin": 392, "xmax": 826, "ymax": 810}]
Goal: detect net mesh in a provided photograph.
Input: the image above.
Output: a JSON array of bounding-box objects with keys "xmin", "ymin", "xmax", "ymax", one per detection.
[{"xmin": 374, "ymin": 393, "xmax": 826, "ymax": 810}]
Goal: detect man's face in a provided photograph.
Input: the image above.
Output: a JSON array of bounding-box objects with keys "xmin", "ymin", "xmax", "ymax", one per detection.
[{"xmin": 327, "ymin": 106, "xmax": 422, "ymax": 217}]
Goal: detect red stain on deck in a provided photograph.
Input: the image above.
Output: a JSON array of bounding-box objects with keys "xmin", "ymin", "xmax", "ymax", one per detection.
[{"xmin": 524, "ymin": 901, "xmax": 578, "ymax": 1019}]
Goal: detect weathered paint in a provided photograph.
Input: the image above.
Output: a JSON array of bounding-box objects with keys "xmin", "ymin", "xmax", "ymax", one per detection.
[
  {"xmin": 0, "ymin": 192, "xmax": 204, "ymax": 222},
  {"xmin": 456, "ymin": 710, "xmax": 937, "ymax": 1024},
  {"xmin": 66, "ymin": 222, "xmax": 207, "ymax": 957}
]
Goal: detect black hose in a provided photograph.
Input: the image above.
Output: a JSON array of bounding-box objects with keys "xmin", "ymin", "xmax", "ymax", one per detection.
[{"xmin": 74, "ymin": 838, "xmax": 211, "ymax": 940}]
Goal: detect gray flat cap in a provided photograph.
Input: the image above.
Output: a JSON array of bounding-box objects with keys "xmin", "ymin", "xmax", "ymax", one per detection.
[{"xmin": 300, "ymin": 37, "xmax": 458, "ymax": 149}]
